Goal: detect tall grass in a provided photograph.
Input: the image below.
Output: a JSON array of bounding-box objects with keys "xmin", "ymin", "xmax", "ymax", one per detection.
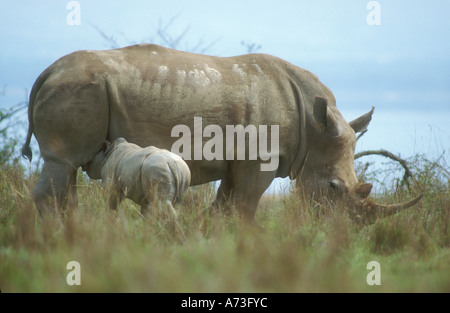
[{"xmin": 0, "ymin": 154, "xmax": 449, "ymax": 292}]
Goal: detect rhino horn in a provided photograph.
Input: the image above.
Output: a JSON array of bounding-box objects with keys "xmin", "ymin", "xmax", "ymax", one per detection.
[
  {"xmin": 371, "ymin": 194, "xmax": 423, "ymax": 217},
  {"xmin": 352, "ymin": 194, "xmax": 423, "ymax": 224},
  {"xmin": 349, "ymin": 106, "xmax": 375, "ymax": 133}
]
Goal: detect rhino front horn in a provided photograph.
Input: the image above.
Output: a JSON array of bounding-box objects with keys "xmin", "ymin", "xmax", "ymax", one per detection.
[
  {"xmin": 354, "ymin": 194, "xmax": 423, "ymax": 224},
  {"xmin": 373, "ymin": 194, "xmax": 423, "ymax": 217}
]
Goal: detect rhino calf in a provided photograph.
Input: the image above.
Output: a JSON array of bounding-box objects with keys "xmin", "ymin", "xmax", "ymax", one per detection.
[{"xmin": 84, "ymin": 137, "xmax": 191, "ymax": 218}]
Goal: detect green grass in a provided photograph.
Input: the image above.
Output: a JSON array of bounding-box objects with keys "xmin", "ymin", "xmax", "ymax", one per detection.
[{"xmin": 0, "ymin": 155, "xmax": 449, "ymax": 293}]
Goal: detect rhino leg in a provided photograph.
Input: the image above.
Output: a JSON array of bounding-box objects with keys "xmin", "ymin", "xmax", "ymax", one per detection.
[
  {"xmin": 141, "ymin": 180, "xmax": 178, "ymax": 220},
  {"xmin": 230, "ymin": 161, "xmax": 275, "ymax": 221},
  {"xmin": 141, "ymin": 198, "xmax": 177, "ymax": 220},
  {"xmin": 162, "ymin": 200, "xmax": 178, "ymax": 220},
  {"xmin": 209, "ymin": 176, "xmax": 234, "ymax": 215},
  {"xmin": 208, "ymin": 161, "xmax": 275, "ymax": 221},
  {"xmin": 105, "ymin": 186, "xmax": 122, "ymax": 211},
  {"xmin": 32, "ymin": 160, "xmax": 78, "ymax": 216}
]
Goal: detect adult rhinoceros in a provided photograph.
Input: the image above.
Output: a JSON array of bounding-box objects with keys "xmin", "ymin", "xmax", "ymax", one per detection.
[{"xmin": 22, "ymin": 44, "xmax": 421, "ymax": 219}]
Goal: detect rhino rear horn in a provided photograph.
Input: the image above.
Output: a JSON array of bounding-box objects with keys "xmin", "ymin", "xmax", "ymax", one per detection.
[{"xmin": 349, "ymin": 106, "xmax": 375, "ymax": 133}]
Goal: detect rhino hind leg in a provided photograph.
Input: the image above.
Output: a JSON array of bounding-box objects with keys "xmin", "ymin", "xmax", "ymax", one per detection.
[
  {"xmin": 162, "ymin": 200, "xmax": 178, "ymax": 220},
  {"xmin": 141, "ymin": 184, "xmax": 179, "ymax": 218},
  {"xmin": 32, "ymin": 160, "xmax": 78, "ymax": 216},
  {"xmin": 141, "ymin": 199, "xmax": 178, "ymax": 221}
]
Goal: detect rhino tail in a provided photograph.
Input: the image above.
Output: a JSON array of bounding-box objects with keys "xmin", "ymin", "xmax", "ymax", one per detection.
[{"xmin": 21, "ymin": 67, "xmax": 53, "ymax": 162}]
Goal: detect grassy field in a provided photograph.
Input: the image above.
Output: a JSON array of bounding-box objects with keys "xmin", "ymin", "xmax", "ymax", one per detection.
[{"xmin": 0, "ymin": 155, "xmax": 449, "ymax": 293}]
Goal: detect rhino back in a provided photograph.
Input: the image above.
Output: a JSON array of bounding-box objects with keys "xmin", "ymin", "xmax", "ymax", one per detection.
[{"xmin": 92, "ymin": 45, "xmax": 306, "ymax": 182}]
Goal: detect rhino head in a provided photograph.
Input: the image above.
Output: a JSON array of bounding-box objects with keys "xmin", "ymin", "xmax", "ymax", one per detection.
[{"xmin": 296, "ymin": 97, "xmax": 422, "ymax": 223}]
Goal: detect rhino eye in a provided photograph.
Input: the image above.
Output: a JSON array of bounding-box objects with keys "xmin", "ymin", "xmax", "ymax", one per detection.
[{"xmin": 329, "ymin": 179, "xmax": 340, "ymax": 191}]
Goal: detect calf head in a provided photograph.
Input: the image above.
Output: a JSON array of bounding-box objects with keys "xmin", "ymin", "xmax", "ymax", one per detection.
[
  {"xmin": 82, "ymin": 140, "xmax": 113, "ymax": 179},
  {"xmin": 297, "ymin": 97, "xmax": 421, "ymax": 223}
]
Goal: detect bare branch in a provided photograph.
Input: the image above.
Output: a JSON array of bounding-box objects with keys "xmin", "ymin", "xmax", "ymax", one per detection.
[
  {"xmin": 0, "ymin": 88, "xmax": 28, "ymax": 133},
  {"xmin": 195, "ymin": 37, "xmax": 221, "ymax": 54},
  {"xmin": 241, "ymin": 40, "xmax": 262, "ymax": 54},
  {"xmin": 160, "ymin": 11, "xmax": 183, "ymax": 34},
  {"xmin": 172, "ymin": 26, "xmax": 190, "ymax": 49},
  {"xmin": 358, "ymin": 162, "xmax": 371, "ymax": 180},
  {"xmin": 90, "ymin": 23, "xmax": 120, "ymax": 48},
  {"xmin": 91, "ymin": 13, "xmax": 218, "ymax": 54},
  {"xmin": 354, "ymin": 149, "xmax": 421, "ymax": 191}
]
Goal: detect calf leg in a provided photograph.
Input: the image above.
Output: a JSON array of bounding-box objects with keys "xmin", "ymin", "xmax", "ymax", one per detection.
[
  {"xmin": 140, "ymin": 200, "xmax": 176, "ymax": 220},
  {"xmin": 162, "ymin": 200, "xmax": 178, "ymax": 220},
  {"xmin": 140, "ymin": 179, "xmax": 176, "ymax": 218},
  {"xmin": 105, "ymin": 186, "xmax": 122, "ymax": 211}
]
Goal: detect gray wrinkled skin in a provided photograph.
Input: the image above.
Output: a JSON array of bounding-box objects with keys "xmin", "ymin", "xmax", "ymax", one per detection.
[{"xmin": 22, "ymin": 44, "xmax": 377, "ymax": 218}]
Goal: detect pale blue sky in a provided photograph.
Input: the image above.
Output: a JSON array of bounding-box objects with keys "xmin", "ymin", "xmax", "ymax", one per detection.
[{"xmin": 1, "ymin": 0, "xmax": 449, "ymax": 181}]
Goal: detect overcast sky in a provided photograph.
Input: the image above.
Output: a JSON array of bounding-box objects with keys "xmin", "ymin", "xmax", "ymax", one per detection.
[{"xmin": 1, "ymin": 0, "xmax": 449, "ymax": 177}]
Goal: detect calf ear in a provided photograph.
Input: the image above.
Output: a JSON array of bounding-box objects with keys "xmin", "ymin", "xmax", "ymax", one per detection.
[{"xmin": 349, "ymin": 106, "xmax": 375, "ymax": 133}]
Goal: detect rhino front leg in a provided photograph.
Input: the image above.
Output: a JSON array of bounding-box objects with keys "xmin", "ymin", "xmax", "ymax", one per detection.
[
  {"xmin": 32, "ymin": 160, "xmax": 78, "ymax": 216},
  {"xmin": 208, "ymin": 176, "xmax": 234, "ymax": 216},
  {"xmin": 205, "ymin": 161, "xmax": 275, "ymax": 221},
  {"xmin": 229, "ymin": 161, "xmax": 276, "ymax": 221},
  {"xmin": 104, "ymin": 185, "xmax": 121, "ymax": 211}
]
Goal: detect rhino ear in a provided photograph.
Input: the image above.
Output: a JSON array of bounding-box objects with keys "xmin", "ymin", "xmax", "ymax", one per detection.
[
  {"xmin": 313, "ymin": 96, "xmax": 341, "ymax": 137},
  {"xmin": 349, "ymin": 106, "xmax": 375, "ymax": 133},
  {"xmin": 313, "ymin": 96, "xmax": 328, "ymax": 130}
]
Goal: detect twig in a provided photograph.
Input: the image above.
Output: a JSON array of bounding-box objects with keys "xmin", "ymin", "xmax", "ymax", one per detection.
[
  {"xmin": 90, "ymin": 23, "xmax": 120, "ymax": 48},
  {"xmin": 354, "ymin": 149, "xmax": 421, "ymax": 192},
  {"xmin": 358, "ymin": 162, "xmax": 371, "ymax": 179}
]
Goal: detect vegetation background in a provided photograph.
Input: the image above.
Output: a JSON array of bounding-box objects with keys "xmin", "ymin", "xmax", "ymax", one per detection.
[{"xmin": 0, "ymin": 138, "xmax": 449, "ymax": 292}]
